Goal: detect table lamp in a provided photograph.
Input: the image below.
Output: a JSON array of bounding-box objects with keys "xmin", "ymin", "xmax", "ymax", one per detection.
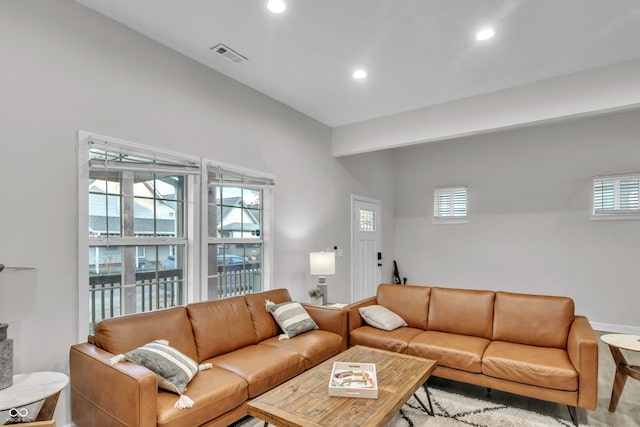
[
  {"xmin": 309, "ymin": 252, "xmax": 335, "ymax": 306},
  {"xmin": 0, "ymin": 264, "xmax": 37, "ymax": 390}
]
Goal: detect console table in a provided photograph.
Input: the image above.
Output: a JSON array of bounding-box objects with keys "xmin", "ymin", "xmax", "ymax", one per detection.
[
  {"xmin": 600, "ymin": 334, "xmax": 640, "ymax": 412},
  {"xmin": 0, "ymin": 371, "xmax": 69, "ymax": 422}
]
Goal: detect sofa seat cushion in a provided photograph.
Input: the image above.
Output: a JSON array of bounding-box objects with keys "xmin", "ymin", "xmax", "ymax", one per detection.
[
  {"xmin": 259, "ymin": 330, "xmax": 343, "ymax": 369},
  {"xmin": 408, "ymin": 331, "xmax": 490, "ymax": 373},
  {"xmin": 210, "ymin": 345, "xmax": 305, "ymax": 398},
  {"xmin": 482, "ymin": 341, "xmax": 578, "ymax": 392},
  {"xmin": 349, "ymin": 326, "xmax": 423, "ymax": 354},
  {"xmin": 157, "ymin": 367, "xmax": 248, "ymax": 427}
]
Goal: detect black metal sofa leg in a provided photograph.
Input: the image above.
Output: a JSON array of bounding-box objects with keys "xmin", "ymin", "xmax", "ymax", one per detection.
[{"xmin": 567, "ymin": 405, "xmax": 578, "ymax": 426}]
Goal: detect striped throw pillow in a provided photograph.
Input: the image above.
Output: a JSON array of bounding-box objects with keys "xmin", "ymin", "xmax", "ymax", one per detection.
[
  {"xmin": 266, "ymin": 300, "xmax": 319, "ymax": 340},
  {"xmin": 110, "ymin": 340, "xmax": 212, "ymax": 409}
]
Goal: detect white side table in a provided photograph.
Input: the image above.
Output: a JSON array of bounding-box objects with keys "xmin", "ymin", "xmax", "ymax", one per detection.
[
  {"xmin": 600, "ymin": 334, "xmax": 640, "ymax": 412},
  {"xmin": 0, "ymin": 371, "xmax": 69, "ymax": 422}
]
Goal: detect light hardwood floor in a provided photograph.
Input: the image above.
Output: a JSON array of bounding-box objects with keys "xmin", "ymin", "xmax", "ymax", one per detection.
[{"xmin": 427, "ymin": 330, "xmax": 640, "ymax": 426}]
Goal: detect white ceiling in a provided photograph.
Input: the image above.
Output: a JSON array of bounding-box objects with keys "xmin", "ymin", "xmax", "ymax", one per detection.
[{"xmin": 76, "ymin": 0, "xmax": 640, "ymax": 128}]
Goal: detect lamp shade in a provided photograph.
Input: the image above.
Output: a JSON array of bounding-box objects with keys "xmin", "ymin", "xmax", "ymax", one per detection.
[
  {"xmin": 0, "ymin": 266, "xmax": 37, "ymax": 322},
  {"xmin": 309, "ymin": 252, "xmax": 335, "ymax": 276}
]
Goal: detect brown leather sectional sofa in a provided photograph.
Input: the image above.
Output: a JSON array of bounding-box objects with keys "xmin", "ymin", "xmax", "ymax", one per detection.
[
  {"xmin": 69, "ymin": 288, "xmax": 347, "ymax": 427},
  {"xmin": 346, "ymin": 284, "xmax": 598, "ymax": 424}
]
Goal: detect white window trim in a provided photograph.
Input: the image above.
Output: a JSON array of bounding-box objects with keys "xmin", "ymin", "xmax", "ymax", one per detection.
[
  {"xmin": 77, "ymin": 131, "xmax": 91, "ymax": 342},
  {"xmin": 591, "ymin": 173, "xmax": 640, "ymax": 221},
  {"xmin": 433, "ymin": 186, "xmax": 468, "ymax": 224}
]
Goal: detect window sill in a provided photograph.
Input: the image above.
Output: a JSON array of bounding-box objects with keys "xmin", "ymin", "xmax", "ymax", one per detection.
[
  {"xmin": 432, "ymin": 217, "xmax": 468, "ymax": 225},
  {"xmin": 590, "ymin": 214, "xmax": 640, "ymax": 221}
]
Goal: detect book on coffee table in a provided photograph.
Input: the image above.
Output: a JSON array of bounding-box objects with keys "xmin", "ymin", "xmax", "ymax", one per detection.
[{"xmin": 328, "ymin": 361, "xmax": 378, "ymax": 399}]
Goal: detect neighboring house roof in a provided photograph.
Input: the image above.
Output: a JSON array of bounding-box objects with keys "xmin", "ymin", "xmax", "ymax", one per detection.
[
  {"xmin": 89, "ymin": 193, "xmax": 176, "ymax": 220},
  {"xmin": 89, "ymin": 217, "xmax": 177, "ymax": 235},
  {"xmin": 89, "ymin": 193, "xmax": 259, "ymax": 235}
]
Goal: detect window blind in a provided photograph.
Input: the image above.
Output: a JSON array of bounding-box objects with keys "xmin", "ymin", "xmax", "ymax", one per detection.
[
  {"xmin": 434, "ymin": 187, "xmax": 467, "ymax": 218},
  {"xmin": 593, "ymin": 174, "xmax": 640, "ymax": 216},
  {"xmin": 88, "ymin": 137, "xmax": 201, "ymax": 175},
  {"xmin": 207, "ymin": 163, "xmax": 275, "ymax": 188}
]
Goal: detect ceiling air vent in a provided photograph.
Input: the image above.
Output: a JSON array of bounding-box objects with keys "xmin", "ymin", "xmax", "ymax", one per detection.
[{"xmin": 210, "ymin": 43, "xmax": 248, "ymax": 64}]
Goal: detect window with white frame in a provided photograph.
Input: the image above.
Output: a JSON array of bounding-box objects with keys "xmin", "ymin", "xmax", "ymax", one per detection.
[
  {"xmin": 593, "ymin": 174, "xmax": 640, "ymax": 219},
  {"xmin": 433, "ymin": 187, "xmax": 467, "ymax": 223},
  {"xmin": 359, "ymin": 209, "xmax": 376, "ymax": 232},
  {"xmin": 206, "ymin": 164, "xmax": 274, "ymax": 299},
  {"xmin": 78, "ymin": 132, "xmax": 274, "ymax": 334},
  {"xmin": 82, "ymin": 136, "xmax": 200, "ymax": 331}
]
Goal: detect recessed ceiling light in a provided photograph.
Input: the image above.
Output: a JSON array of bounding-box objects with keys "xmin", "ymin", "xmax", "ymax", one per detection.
[
  {"xmin": 267, "ymin": 0, "xmax": 286, "ymax": 13},
  {"xmin": 353, "ymin": 70, "xmax": 367, "ymax": 80},
  {"xmin": 476, "ymin": 28, "xmax": 495, "ymax": 41}
]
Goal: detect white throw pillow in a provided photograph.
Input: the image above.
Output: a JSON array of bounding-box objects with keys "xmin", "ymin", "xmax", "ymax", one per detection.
[{"xmin": 359, "ymin": 305, "xmax": 408, "ymax": 331}]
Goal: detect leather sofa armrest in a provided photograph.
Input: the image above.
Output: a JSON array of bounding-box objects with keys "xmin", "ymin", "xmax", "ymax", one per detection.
[
  {"xmin": 567, "ymin": 316, "xmax": 598, "ymax": 410},
  {"xmin": 70, "ymin": 343, "xmax": 158, "ymax": 427},
  {"xmin": 302, "ymin": 304, "xmax": 348, "ymax": 351},
  {"xmin": 344, "ymin": 296, "xmax": 378, "ymax": 334}
]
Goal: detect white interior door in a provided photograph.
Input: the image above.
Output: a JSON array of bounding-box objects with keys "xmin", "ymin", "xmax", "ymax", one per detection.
[{"xmin": 351, "ymin": 195, "xmax": 382, "ymax": 302}]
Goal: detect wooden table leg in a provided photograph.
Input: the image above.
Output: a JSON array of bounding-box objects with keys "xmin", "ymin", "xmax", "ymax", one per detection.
[
  {"xmin": 607, "ymin": 345, "xmax": 640, "ymax": 412},
  {"xmin": 35, "ymin": 391, "xmax": 61, "ymax": 421}
]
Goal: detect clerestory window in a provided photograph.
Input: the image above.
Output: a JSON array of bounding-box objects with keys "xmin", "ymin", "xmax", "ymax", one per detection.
[
  {"xmin": 433, "ymin": 186, "xmax": 468, "ymax": 224},
  {"xmin": 592, "ymin": 174, "xmax": 640, "ymax": 220}
]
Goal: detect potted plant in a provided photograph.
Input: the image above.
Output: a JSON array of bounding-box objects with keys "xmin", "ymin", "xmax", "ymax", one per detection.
[{"xmin": 308, "ymin": 288, "xmax": 325, "ymax": 305}]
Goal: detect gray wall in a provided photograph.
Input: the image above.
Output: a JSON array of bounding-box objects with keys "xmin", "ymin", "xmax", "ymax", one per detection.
[
  {"xmin": 0, "ymin": 1, "xmax": 393, "ymax": 424},
  {"xmin": 393, "ymin": 110, "xmax": 640, "ymax": 330}
]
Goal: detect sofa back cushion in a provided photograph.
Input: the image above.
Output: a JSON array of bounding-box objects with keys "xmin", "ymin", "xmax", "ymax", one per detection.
[
  {"xmin": 377, "ymin": 284, "xmax": 430, "ymax": 329},
  {"xmin": 93, "ymin": 307, "xmax": 198, "ymax": 361},
  {"xmin": 428, "ymin": 287, "xmax": 495, "ymax": 339},
  {"xmin": 187, "ymin": 295, "xmax": 257, "ymax": 361},
  {"xmin": 493, "ymin": 291, "xmax": 574, "ymax": 349},
  {"xmin": 245, "ymin": 288, "xmax": 293, "ymax": 342}
]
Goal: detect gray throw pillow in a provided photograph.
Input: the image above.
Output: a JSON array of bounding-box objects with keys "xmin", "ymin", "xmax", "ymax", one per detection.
[
  {"xmin": 266, "ymin": 300, "xmax": 319, "ymax": 339},
  {"xmin": 110, "ymin": 340, "xmax": 211, "ymax": 409},
  {"xmin": 359, "ymin": 305, "xmax": 408, "ymax": 331}
]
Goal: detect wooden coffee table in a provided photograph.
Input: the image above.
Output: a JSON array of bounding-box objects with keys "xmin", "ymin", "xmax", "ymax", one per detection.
[{"xmin": 247, "ymin": 345, "xmax": 437, "ymax": 427}]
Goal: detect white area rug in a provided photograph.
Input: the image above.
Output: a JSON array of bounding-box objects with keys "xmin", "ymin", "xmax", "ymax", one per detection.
[
  {"xmin": 237, "ymin": 384, "xmax": 587, "ymax": 427},
  {"xmin": 389, "ymin": 385, "xmax": 582, "ymax": 427}
]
